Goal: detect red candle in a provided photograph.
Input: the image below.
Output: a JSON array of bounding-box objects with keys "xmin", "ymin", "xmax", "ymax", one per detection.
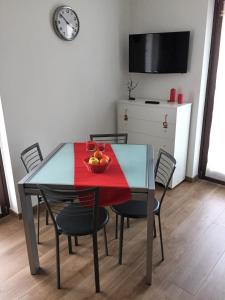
[
  {"xmin": 169, "ymin": 88, "xmax": 176, "ymax": 102},
  {"xmin": 178, "ymin": 93, "xmax": 183, "ymax": 104}
]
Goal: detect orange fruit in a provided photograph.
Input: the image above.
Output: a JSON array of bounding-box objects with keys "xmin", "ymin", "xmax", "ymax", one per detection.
[
  {"xmin": 94, "ymin": 150, "xmax": 103, "ymax": 160},
  {"xmin": 102, "ymin": 154, "xmax": 110, "ymax": 162},
  {"xmin": 99, "ymin": 158, "xmax": 108, "ymax": 166}
]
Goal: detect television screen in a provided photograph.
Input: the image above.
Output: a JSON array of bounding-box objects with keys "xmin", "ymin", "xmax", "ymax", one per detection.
[{"xmin": 129, "ymin": 31, "xmax": 190, "ymax": 74}]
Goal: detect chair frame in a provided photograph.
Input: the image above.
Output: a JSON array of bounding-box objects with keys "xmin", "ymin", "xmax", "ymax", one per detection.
[
  {"xmin": 21, "ymin": 143, "xmax": 43, "ymax": 173},
  {"xmin": 154, "ymin": 148, "xmax": 176, "ymax": 210},
  {"xmin": 115, "ymin": 148, "xmax": 176, "ymax": 263},
  {"xmin": 153, "ymin": 148, "xmax": 176, "ymax": 260},
  {"xmin": 21, "ymin": 143, "xmax": 44, "ymax": 244},
  {"xmin": 39, "ymin": 185, "xmax": 107, "ymax": 292},
  {"xmin": 21, "ymin": 143, "xmax": 79, "ymax": 246},
  {"xmin": 90, "ymin": 133, "xmax": 128, "ymax": 144},
  {"xmin": 89, "ymin": 133, "xmax": 130, "ymax": 236}
]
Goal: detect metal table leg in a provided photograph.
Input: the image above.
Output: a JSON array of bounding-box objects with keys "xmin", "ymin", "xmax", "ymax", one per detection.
[
  {"xmin": 146, "ymin": 189, "xmax": 154, "ymax": 285},
  {"xmin": 18, "ymin": 183, "xmax": 40, "ymax": 274}
]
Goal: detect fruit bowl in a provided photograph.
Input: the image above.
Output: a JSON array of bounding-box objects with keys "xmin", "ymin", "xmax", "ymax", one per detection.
[{"xmin": 84, "ymin": 157, "xmax": 111, "ymax": 173}]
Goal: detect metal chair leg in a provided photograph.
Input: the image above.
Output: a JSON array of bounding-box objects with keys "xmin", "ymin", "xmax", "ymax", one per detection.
[
  {"xmin": 158, "ymin": 214, "xmax": 164, "ymax": 261},
  {"xmin": 74, "ymin": 236, "xmax": 79, "ymax": 246},
  {"xmin": 119, "ymin": 216, "xmax": 124, "ymax": 265},
  {"xmin": 92, "ymin": 231, "xmax": 100, "ymax": 293},
  {"xmin": 46, "ymin": 208, "xmax": 49, "ymax": 225},
  {"xmin": 103, "ymin": 226, "xmax": 109, "ymax": 256},
  {"xmin": 153, "ymin": 217, "xmax": 157, "ymax": 238},
  {"xmin": 127, "ymin": 218, "xmax": 130, "ymax": 228},
  {"xmin": 115, "ymin": 214, "xmax": 118, "ymax": 239},
  {"xmin": 37, "ymin": 199, "xmax": 40, "ymax": 244},
  {"xmin": 68, "ymin": 236, "xmax": 73, "ymax": 254},
  {"xmin": 56, "ymin": 234, "xmax": 61, "ymax": 289}
]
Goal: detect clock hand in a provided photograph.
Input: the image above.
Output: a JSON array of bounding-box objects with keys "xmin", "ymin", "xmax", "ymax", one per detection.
[
  {"xmin": 60, "ymin": 13, "xmax": 69, "ymax": 24},
  {"xmin": 60, "ymin": 14, "xmax": 75, "ymax": 29}
]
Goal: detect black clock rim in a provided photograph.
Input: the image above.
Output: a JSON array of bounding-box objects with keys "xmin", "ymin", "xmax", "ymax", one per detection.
[{"xmin": 53, "ymin": 5, "xmax": 80, "ymax": 41}]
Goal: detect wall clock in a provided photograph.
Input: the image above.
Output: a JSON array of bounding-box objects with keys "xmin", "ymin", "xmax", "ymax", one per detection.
[{"xmin": 53, "ymin": 6, "xmax": 80, "ymax": 41}]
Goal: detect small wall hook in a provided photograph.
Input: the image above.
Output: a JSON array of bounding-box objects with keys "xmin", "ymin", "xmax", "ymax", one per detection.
[{"xmin": 124, "ymin": 109, "xmax": 128, "ymax": 121}]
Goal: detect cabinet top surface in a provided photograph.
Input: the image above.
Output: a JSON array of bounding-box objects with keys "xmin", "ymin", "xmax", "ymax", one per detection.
[{"xmin": 118, "ymin": 99, "xmax": 192, "ymax": 109}]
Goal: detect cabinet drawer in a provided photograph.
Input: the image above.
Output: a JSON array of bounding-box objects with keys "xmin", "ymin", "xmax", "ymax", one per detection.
[
  {"xmin": 118, "ymin": 103, "xmax": 177, "ymax": 124},
  {"xmin": 118, "ymin": 116, "xmax": 175, "ymax": 140}
]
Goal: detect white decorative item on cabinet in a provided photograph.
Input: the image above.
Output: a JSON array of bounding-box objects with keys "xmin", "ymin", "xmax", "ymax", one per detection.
[{"xmin": 117, "ymin": 99, "xmax": 192, "ymax": 188}]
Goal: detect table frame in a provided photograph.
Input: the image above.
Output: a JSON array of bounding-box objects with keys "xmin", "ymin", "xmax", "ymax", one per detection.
[{"xmin": 18, "ymin": 143, "xmax": 155, "ymax": 285}]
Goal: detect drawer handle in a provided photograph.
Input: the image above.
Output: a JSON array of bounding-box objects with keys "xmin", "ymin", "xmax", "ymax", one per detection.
[
  {"xmin": 124, "ymin": 109, "xmax": 128, "ymax": 121},
  {"xmin": 163, "ymin": 114, "xmax": 168, "ymax": 129}
]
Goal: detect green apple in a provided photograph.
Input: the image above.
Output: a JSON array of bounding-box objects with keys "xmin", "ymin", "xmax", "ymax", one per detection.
[{"xmin": 88, "ymin": 157, "xmax": 99, "ymax": 165}]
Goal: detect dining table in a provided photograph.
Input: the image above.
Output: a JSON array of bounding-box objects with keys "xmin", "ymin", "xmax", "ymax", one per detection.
[{"xmin": 18, "ymin": 142, "xmax": 155, "ymax": 285}]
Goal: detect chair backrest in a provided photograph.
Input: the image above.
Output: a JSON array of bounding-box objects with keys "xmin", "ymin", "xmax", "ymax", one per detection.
[
  {"xmin": 39, "ymin": 185, "xmax": 100, "ymax": 234},
  {"xmin": 21, "ymin": 143, "xmax": 43, "ymax": 173},
  {"xmin": 154, "ymin": 149, "xmax": 176, "ymax": 208},
  {"xmin": 90, "ymin": 133, "xmax": 128, "ymax": 144}
]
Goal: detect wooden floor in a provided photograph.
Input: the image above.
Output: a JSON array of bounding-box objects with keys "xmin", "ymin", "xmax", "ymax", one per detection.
[{"xmin": 1, "ymin": 180, "xmax": 225, "ymax": 299}]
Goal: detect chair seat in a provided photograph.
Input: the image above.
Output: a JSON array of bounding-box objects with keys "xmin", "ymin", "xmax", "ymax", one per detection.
[
  {"xmin": 112, "ymin": 198, "xmax": 160, "ymax": 218},
  {"xmin": 56, "ymin": 204, "xmax": 109, "ymax": 236}
]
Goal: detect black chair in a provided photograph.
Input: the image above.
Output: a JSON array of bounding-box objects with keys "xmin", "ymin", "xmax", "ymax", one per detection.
[
  {"xmin": 112, "ymin": 149, "xmax": 176, "ymax": 264},
  {"xmin": 21, "ymin": 143, "xmax": 80, "ymax": 247},
  {"xmin": 89, "ymin": 133, "xmax": 130, "ymax": 237},
  {"xmin": 39, "ymin": 185, "xmax": 108, "ymax": 292},
  {"xmin": 90, "ymin": 133, "xmax": 128, "ymax": 144},
  {"xmin": 21, "ymin": 143, "xmax": 44, "ymax": 244}
]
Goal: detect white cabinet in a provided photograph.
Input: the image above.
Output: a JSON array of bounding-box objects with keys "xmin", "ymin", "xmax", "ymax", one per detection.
[{"xmin": 117, "ymin": 99, "xmax": 192, "ymax": 188}]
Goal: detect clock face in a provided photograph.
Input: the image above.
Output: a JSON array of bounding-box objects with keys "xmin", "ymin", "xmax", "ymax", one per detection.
[{"xmin": 53, "ymin": 6, "xmax": 79, "ymax": 41}]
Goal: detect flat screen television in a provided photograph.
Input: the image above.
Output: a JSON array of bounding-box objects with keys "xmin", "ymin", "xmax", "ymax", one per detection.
[{"xmin": 129, "ymin": 31, "xmax": 190, "ymax": 74}]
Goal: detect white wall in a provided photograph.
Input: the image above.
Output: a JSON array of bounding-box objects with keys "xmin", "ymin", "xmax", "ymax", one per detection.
[
  {"xmin": 129, "ymin": 0, "xmax": 214, "ymax": 178},
  {"xmin": 0, "ymin": 0, "xmax": 130, "ymax": 213}
]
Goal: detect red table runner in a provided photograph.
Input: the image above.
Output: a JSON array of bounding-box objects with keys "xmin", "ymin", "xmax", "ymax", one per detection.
[{"xmin": 74, "ymin": 143, "xmax": 131, "ymax": 206}]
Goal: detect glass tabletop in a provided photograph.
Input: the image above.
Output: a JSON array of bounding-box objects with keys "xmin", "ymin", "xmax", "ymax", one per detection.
[{"xmin": 27, "ymin": 143, "xmax": 154, "ymax": 190}]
